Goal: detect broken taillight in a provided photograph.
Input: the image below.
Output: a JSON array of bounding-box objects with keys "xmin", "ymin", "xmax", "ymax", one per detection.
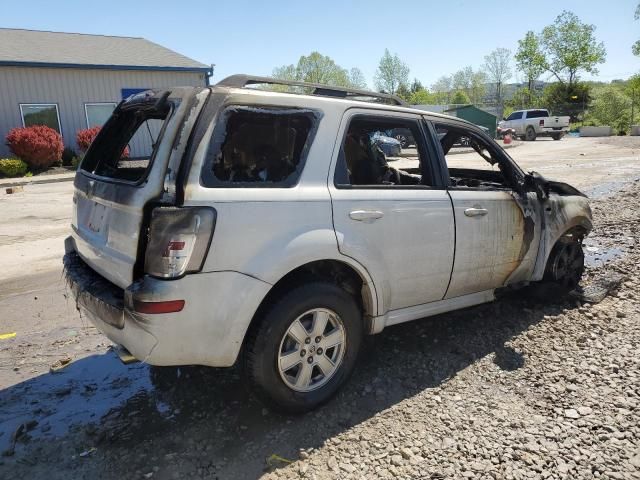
[{"xmin": 144, "ymin": 207, "xmax": 216, "ymax": 279}]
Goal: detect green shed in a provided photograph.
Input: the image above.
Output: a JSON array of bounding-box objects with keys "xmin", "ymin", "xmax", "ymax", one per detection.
[{"xmin": 443, "ymin": 105, "xmax": 497, "ymax": 138}]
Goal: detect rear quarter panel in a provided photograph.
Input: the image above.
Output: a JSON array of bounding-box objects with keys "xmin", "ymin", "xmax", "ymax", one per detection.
[{"xmin": 180, "ymin": 92, "xmax": 379, "ymax": 313}]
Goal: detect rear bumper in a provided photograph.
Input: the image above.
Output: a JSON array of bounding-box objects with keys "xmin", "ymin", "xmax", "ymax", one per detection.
[
  {"xmin": 540, "ymin": 127, "xmax": 568, "ymax": 135},
  {"xmin": 64, "ymin": 237, "xmax": 272, "ymax": 367}
]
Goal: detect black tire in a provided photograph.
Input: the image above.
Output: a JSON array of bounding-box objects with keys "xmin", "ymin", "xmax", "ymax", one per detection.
[
  {"xmin": 525, "ymin": 126, "xmax": 537, "ymax": 141},
  {"xmin": 395, "ymin": 134, "xmax": 408, "ymax": 148},
  {"xmin": 552, "ymin": 133, "xmax": 563, "ymax": 141},
  {"xmin": 243, "ymin": 282, "xmax": 363, "ymax": 413},
  {"xmin": 543, "ymin": 240, "xmax": 585, "ymax": 292}
]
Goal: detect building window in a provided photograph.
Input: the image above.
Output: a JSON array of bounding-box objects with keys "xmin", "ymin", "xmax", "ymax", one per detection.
[
  {"xmin": 20, "ymin": 104, "xmax": 61, "ymax": 133},
  {"xmin": 85, "ymin": 103, "xmax": 117, "ymax": 128}
]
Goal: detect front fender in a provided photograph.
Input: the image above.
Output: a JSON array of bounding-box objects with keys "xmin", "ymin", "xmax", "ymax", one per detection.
[{"xmin": 532, "ymin": 194, "xmax": 592, "ymax": 280}]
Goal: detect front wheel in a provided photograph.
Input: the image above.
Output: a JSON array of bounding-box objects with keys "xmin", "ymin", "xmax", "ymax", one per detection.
[
  {"xmin": 544, "ymin": 240, "xmax": 584, "ymax": 291},
  {"xmin": 243, "ymin": 282, "xmax": 363, "ymax": 412}
]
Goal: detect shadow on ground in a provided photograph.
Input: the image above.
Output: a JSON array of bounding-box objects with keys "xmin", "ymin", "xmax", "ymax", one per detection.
[{"xmin": 0, "ymin": 287, "xmax": 572, "ymax": 479}]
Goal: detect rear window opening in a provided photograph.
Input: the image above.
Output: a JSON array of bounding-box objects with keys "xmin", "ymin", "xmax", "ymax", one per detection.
[
  {"xmin": 80, "ymin": 104, "xmax": 170, "ymax": 183},
  {"xmin": 203, "ymin": 107, "xmax": 317, "ymax": 187}
]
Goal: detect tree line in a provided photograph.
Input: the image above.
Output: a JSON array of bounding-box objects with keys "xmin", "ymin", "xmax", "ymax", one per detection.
[{"xmin": 270, "ymin": 7, "xmax": 640, "ymax": 130}]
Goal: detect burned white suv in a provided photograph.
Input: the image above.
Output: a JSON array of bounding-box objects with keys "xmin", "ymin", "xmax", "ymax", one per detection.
[{"xmin": 65, "ymin": 75, "xmax": 592, "ymax": 412}]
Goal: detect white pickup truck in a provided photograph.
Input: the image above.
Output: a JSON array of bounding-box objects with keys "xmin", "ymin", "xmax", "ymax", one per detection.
[{"xmin": 499, "ymin": 109, "xmax": 570, "ymax": 141}]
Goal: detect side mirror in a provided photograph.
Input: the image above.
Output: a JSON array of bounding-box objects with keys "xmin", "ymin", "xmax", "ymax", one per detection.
[
  {"xmin": 525, "ymin": 171, "xmax": 550, "ymax": 201},
  {"xmin": 503, "ymin": 117, "xmax": 507, "ymax": 121}
]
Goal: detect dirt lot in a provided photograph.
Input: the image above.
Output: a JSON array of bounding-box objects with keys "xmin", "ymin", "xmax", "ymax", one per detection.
[{"xmin": 0, "ymin": 136, "xmax": 639, "ymax": 479}]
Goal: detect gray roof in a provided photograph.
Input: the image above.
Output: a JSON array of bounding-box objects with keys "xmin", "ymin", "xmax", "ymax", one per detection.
[{"xmin": 0, "ymin": 28, "xmax": 209, "ymax": 71}]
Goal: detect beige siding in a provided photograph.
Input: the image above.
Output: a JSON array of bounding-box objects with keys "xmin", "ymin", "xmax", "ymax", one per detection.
[{"xmin": 0, "ymin": 66, "xmax": 206, "ymax": 156}]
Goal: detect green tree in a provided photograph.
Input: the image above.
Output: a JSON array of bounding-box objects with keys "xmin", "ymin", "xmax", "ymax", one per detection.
[
  {"xmin": 483, "ymin": 48, "xmax": 512, "ymax": 112},
  {"xmin": 470, "ymin": 71, "xmax": 488, "ymax": 104},
  {"xmin": 589, "ymin": 85, "xmax": 631, "ymax": 132},
  {"xmin": 515, "ymin": 31, "xmax": 547, "ymax": 102},
  {"xmin": 396, "ymin": 83, "xmax": 411, "ymax": 101},
  {"xmin": 451, "ymin": 90, "xmax": 470, "ymax": 104},
  {"xmin": 431, "ymin": 75, "xmax": 452, "ymax": 104},
  {"xmin": 542, "ymin": 82, "xmax": 591, "ymax": 122},
  {"xmin": 541, "ymin": 11, "xmax": 606, "ymax": 86},
  {"xmin": 374, "ymin": 49, "xmax": 410, "ymax": 94},
  {"xmin": 452, "ymin": 66, "xmax": 474, "ymax": 93},
  {"xmin": 506, "ymin": 87, "xmax": 542, "ymax": 110},
  {"xmin": 408, "ymin": 89, "xmax": 434, "ymax": 105},
  {"xmin": 633, "ymin": 3, "xmax": 640, "ymax": 56},
  {"xmin": 411, "ymin": 78, "xmax": 424, "ymax": 93},
  {"xmin": 272, "ymin": 52, "xmax": 364, "ymax": 89},
  {"xmin": 626, "ymin": 74, "xmax": 640, "ymax": 126},
  {"xmin": 349, "ymin": 68, "xmax": 368, "ymax": 89}
]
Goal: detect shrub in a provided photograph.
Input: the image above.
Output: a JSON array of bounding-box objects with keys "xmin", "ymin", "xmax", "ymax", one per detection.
[
  {"xmin": 76, "ymin": 126, "xmax": 101, "ymax": 152},
  {"xmin": 76, "ymin": 126, "xmax": 129, "ymax": 157},
  {"xmin": 61, "ymin": 147, "xmax": 77, "ymax": 166},
  {"xmin": 0, "ymin": 158, "xmax": 29, "ymax": 177},
  {"xmin": 71, "ymin": 154, "xmax": 84, "ymax": 170},
  {"xmin": 6, "ymin": 125, "xmax": 63, "ymax": 169}
]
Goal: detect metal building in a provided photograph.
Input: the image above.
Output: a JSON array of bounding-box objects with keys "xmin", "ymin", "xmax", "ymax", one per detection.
[
  {"xmin": 0, "ymin": 28, "xmax": 212, "ymax": 156},
  {"xmin": 443, "ymin": 104, "xmax": 498, "ymax": 138}
]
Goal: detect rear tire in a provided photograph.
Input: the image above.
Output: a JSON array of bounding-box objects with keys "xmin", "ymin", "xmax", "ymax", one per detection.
[
  {"xmin": 552, "ymin": 133, "xmax": 564, "ymax": 141},
  {"xmin": 525, "ymin": 126, "xmax": 537, "ymax": 141},
  {"xmin": 243, "ymin": 282, "xmax": 363, "ymax": 413}
]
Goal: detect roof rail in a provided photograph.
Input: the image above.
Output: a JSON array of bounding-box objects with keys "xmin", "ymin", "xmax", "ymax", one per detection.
[{"xmin": 215, "ymin": 74, "xmax": 407, "ymax": 106}]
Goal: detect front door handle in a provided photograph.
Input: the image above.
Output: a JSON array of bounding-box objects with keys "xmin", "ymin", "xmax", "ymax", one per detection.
[
  {"xmin": 349, "ymin": 210, "xmax": 384, "ymax": 222},
  {"xmin": 464, "ymin": 207, "xmax": 488, "ymax": 217}
]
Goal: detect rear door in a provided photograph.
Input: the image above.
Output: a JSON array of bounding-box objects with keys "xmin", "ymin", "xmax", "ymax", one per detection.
[
  {"xmin": 71, "ymin": 88, "xmax": 210, "ymax": 288},
  {"xmin": 329, "ymin": 109, "xmax": 454, "ymax": 313}
]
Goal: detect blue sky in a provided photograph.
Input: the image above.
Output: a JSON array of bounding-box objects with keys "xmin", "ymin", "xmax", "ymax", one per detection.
[{"xmin": 3, "ymin": 0, "xmax": 638, "ymax": 87}]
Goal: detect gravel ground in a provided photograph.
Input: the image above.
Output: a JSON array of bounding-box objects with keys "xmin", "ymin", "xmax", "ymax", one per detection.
[{"xmin": 1, "ymin": 181, "xmax": 639, "ymax": 479}]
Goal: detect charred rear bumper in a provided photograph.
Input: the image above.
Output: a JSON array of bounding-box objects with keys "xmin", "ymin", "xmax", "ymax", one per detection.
[
  {"xmin": 63, "ymin": 249, "xmax": 125, "ymax": 329},
  {"xmin": 63, "ymin": 236, "xmax": 273, "ymax": 367}
]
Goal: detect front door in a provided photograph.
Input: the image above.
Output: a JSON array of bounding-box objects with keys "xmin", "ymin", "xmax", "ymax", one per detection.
[
  {"xmin": 430, "ymin": 120, "xmax": 527, "ymax": 298},
  {"xmin": 329, "ymin": 110, "xmax": 455, "ymax": 313}
]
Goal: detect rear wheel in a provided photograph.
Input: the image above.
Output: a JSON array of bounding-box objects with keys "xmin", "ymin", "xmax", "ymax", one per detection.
[
  {"xmin": 544, "ymin": 240, "xmax": 584, "ymax": 291},
  {"xmin": 243, "ymin": 282, "xmax": 363, "ymax": 412},
  {"xmin": 552, "ymin": 133, "xmax": 564, "ymax": 141},
  {"xmin": 525, "ymin": 126, "xmax": 537, "ymax": 141}
]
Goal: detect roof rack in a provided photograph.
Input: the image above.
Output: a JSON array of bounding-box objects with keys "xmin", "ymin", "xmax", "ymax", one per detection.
[{"xmin": 215, "ymin": 74, "xmax": 407, "ymax": 106}]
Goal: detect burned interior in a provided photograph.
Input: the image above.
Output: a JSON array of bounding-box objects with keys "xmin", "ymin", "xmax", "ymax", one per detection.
[
  {"xmin": 435, "ymin": 123, "xmax": 516, "ymax": 191},
  {"xmin": 81, "ymin": 102, "xmax": 169, "ymax": 183},
  {"xmin": 208, "ymin": 108, "xmax": 314, "ymax": 185},
  {"xmin": 336, "ymin": 117, "xmax": 423, "ymax": 187}
]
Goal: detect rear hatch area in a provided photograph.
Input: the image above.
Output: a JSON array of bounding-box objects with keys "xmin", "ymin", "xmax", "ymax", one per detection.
[{"xmin": 70, "ymin": 87, "xmax": 209, "ymax": 289}]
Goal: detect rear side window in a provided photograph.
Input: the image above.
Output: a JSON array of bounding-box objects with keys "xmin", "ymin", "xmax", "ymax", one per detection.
[
  {"xmin": 201, "ymin": 106, "xmax": 319, "ymax": 187},
  {"xmin": 526, "ymin": 110, "xmax": 547, "ymax": 119},
  {"xmin": 80, "ymin": 105, "xmax": 169, "ymax": 183}
]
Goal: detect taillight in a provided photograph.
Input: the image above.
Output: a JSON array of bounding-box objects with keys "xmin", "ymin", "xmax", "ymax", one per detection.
[
  {"xmin": 144, "ymin": 207, "xmax": 216, "ymax": 279},
  {"xmin": 539, "ymin": 119, "xmax": 544, "ymax": 127}
]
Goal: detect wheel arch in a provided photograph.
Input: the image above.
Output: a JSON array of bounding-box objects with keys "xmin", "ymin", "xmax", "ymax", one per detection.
[{"xmin": 243, "ymin": 259, "xmax": 378, "ymax": 350}]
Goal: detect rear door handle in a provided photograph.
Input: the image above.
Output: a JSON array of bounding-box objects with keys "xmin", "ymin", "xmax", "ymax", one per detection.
[
  {"xmin": 464, "ymin": 207, "xmax": 488, "ymax": 217},
  {"xmin": 349, "ymin": 210, "xmax": 384, "ymax": 222}
]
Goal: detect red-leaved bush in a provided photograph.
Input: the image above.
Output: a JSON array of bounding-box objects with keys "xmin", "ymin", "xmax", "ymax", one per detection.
[
  {"xmin": 76, "ymin": 126, "xmax": 129, "ymax": 157},
  {"xmin": 6, "ymin": 125, "xmax": 64, "ymax": 169},
  {"xmin": 76, "ymin": 126, "xmax": 101, "ymax": 152}
]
